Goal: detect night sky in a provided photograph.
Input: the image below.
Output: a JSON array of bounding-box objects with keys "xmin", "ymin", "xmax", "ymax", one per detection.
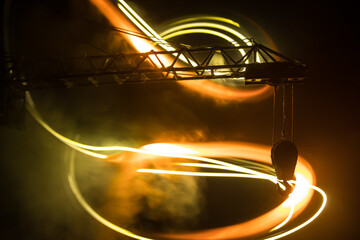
[{"xmin": 1, "ymin": 0, "xmax": 359, "ymax": 239}]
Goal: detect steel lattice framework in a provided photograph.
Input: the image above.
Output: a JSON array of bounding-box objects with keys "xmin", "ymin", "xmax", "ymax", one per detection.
[{"xmin": 4, "ymin": 42, "xmax": 306, "ymax": 90}]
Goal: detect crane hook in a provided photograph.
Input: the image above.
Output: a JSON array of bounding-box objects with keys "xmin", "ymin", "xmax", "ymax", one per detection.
[{"xmin": 271, "ymin": 139, "xmax": 298, "ymax": 195}]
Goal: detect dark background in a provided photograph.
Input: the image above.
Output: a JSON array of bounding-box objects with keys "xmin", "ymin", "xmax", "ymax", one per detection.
[{"xmin": 1, "ymin": 0, "xmax": 358, "ymax": 239}]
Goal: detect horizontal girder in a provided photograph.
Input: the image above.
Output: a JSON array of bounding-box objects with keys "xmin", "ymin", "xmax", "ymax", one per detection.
[{"xmin": 4, "ymin": 42, "xmax": 307, "ymax": 90}]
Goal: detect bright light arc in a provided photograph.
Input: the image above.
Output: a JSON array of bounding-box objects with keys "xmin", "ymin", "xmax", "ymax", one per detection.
[
  {"xmin": 24, "ymin": 0, "xmax": 327, "ymax": 239},
  {"xmin": 27, "ymin": 91, "xmax": 327, "ymax": 239}
]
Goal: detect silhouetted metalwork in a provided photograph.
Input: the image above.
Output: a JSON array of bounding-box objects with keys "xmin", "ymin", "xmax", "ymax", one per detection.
[
  {"xmin": 4, "ymin": 42, "xmax": 307, "ymax": 90},
  {"xmin": 1, "ymin": 42, "xmax": 306, "ymax": 187}
]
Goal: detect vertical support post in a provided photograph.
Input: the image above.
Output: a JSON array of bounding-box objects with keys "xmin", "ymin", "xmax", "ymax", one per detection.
[
  {"xmin": 291, "ymin": 84, "xmax": 294, "ymax": 142},
  {"xmin": 281, "ymin": 84, "xmax": 286, "ymax": 140},
  {"xmin": 272, "ymin": 85, "xmax": 277, "ymax": 145}
]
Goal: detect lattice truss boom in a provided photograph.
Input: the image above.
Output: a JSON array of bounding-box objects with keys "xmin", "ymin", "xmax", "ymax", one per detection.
[{"xmin": 4, "ymin": 42, "xmax": 307, "ymax": 90}]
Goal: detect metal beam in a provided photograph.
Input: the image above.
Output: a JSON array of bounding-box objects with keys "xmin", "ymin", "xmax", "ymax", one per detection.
[{"xmin": 4, "ymin": 42, "xmax": 307, "ymax": 90}]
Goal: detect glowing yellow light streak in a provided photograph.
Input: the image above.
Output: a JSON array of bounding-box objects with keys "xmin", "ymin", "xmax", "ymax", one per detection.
[
  {"xmin": 167, "ymin": 16, "xmax": 241, "ymax": 28},
  {"xmin": 27, "ymin": 105, "xmax": 271, "ymax": 180},
  {"xmin": 141, "ymin": 143, "xmax": 199, "ymax": 155},
  {"xmin": 161, "ymin": 28, "xmax": 240, "ymax": 47},
  {"xmin": 91, "ymin": 0, "xmax": 273, "ymax": 102},
  {"xmin": 67, "ymin": 146, "xmax": 326, "ymax": 240},
  {"xmin": 157, "ymin": 17, "xmax": 273, "ymax": 101},
  {"xmin": 26, "ymin": 102, "xmax": 276, "ymax": 181},
  {"xmin": 176, "ymin": 162, "xmax": 248, "ymax": 170},
  {"xmin": 137, "ymin": 169, "xmax": 277, "ymax": 181},
  {"xmin": 116, "ymin": 3, "xmax": 161, "ymax": 53},
  {"xmin": 67, "ymin": 148, "xmax": 152, "ymax": 240},
  {"xmin": 27, "ymin": 95, "xmax": 326, "ymax": 239},
  {"xmin": 116, "ymin": 1, "xmax": 267, "ymax": 92},
  {"xmin": 118, "ymin": 0, "xmax": 173, "ymax": 51},
  {"xmin": 137, "ymin": 153, "xmax": 308, "ymax": 208},
  {"xmin": 159, "ymin": 22, "xmax": 251, "ymax": 46},
  {"xmin": 24, "ymin": 1, "xmax": 327, "ymax": 239},
  {"xmin": 264, "ymin": 185, "xmax": 327, "ymax": 240},
  {"xmin": 26, "ymin": 97, "xmax": 274, "ymax": 183},
  {"xmin": 174, "ymin": 162, "xmax": 278, "ymax": 183},
  {"xmin": 95, "ymin": 0, "xmax": 274, "ymax": 101},
  {"xmin": 161, "ymin": 28, "xmax": 249, "ymax": 72},
  {"xmin": 282, "ymin": 174, "xmax": 311, "ymax": 207},
  {"xmin": 25, "ymin": 93, "xmax": 107, "ymax": 159},
  {"xmin": 136, "ymin": 156, "xmax": 326, "ymax": 240},
  {"xmin": 115, "ymin": 2, "xmax": 195, "ymax": 68},
  {"xmin": 25, "ymin": 97, "xmax": 324, "ymax": 239},
  {"xmin": 271, "ymin": 206, "xmax": 294, "ymax": 231}
]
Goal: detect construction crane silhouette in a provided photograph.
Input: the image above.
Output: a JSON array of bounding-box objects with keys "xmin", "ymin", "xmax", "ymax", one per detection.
[
  {"xmin": 1, "ymin": 40, "xmax": 307, "ymax": 194},
  {"xmin": 4, "ymin": 41, "xmax": 306, "ymax": 89}
]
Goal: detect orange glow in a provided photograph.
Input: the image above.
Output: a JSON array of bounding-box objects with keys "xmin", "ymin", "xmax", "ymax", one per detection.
[
  {"xmin": 180, "ymin": 80, "xmax": 273, "ymax": 102},
  {"xmin": 89, "ymin": 0, "xmax": 159, "ymax": 53},
  {"xmin": 137, "ymin": 142, "xmax": 315, "ymax": 239},
  {"xmin": 141, "ymin": 143, "xmax": 199, "ymax": 155},
  {"xmin": 23, "ymin": 1, "xmax": 327, "ymax": 239},
  {"xmin": 90, "ymin": 0, "xmax": 274, "ymax": 102},
  {"xmin": 27, "ymin": 93, "xmax": 326, "ymax": 239}
]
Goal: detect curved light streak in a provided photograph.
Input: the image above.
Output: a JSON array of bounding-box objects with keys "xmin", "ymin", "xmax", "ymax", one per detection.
[
  {"xmin": 67, "ymin": 148, "xmax": 152, "ymax": 240},
  {"xmin": 90, "ymin": 0, "xmax": 273, "ymax": 102},
  {"xmin": 161, "ymin": 28, "xmax": 242, "ymax": 48},
  {"xmin": 264, "ymin": 185, "xmax": 327, "ymax": 240},
  {"xmin": 23, "ymin": 1, "xmax": 327, "ymax": 239},
  {"xmin": 66, "ymin": 139, "xmax": 326, "ymax": 240},
  {"xmin": 117, "ymin": 0, "xmax": 172, "ymax": 51},
  {"xmin": 271, "ymin": 206, "xmax": 294, "ymax": 231},
  {"xmin": 135, "ymin": 144, "xmax": 314, "ymax": 239},
  {"xmin": 159, "ymin": 19, "xmax": 274, "ymax": 101},
  {"xmin": 134, "ymin": 145, "xmax": 324, "ymax": 240},
  {"xmin": 160, "ymin": 22, "xmax": 251, "ymax": 45},
  {"xmin": 26, "ymin": 89, "xmax": 326, "ymax": 239},
  {"xmin": 160, "ymin": 27, "xmax": 246, "ymax": 85},
  {"xmin": 166, "ymin": 16, "xmax": 241, "ymax": 28}
]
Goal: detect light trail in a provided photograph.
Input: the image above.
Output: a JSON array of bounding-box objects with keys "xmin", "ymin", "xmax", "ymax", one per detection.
[
  {"xmin": 27, "ymin": 89, "xmax": 326, "ymax": 239},
  {"xmin": 133, "ymin": 146, "xmax": 324, "ymax": 239},
  {"xmin": 27, "ymin": 87, "xmax": 326, "ymax": 239},
  {"xmin": 67, "ymin": 147, "xmax": 152, "ymax": 240},
  {"xmin": 26, "ymin": 89, "xmax": 326, "ymax": 238},
  {"xmin": 157, "ymin": 16, "xmax": 273, "ymax": 101},
  {"xmin": 90, "ymin": 0, "xmax": 273, "ymax": 102},
  {"xmin": 271, "ymin": 205, "xmax": 295, "ymax": 231},
  {"xmin": 166, "ymin": 16, "xmax": 241, "ymax": 28},
  {"xmin": 23, "ymin": 1, "xmax": 327, "ymax": 239},
  {"xmin": 159, "ymin": 22, "xmax": 251, "ymax": 46},
  {"xmin": 65, "ymin": 138, "xmax": 326, "ymax": 239},
  {"xmin": 264, "ymin": 185, "xmax": 327, "ymax": 240}
]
